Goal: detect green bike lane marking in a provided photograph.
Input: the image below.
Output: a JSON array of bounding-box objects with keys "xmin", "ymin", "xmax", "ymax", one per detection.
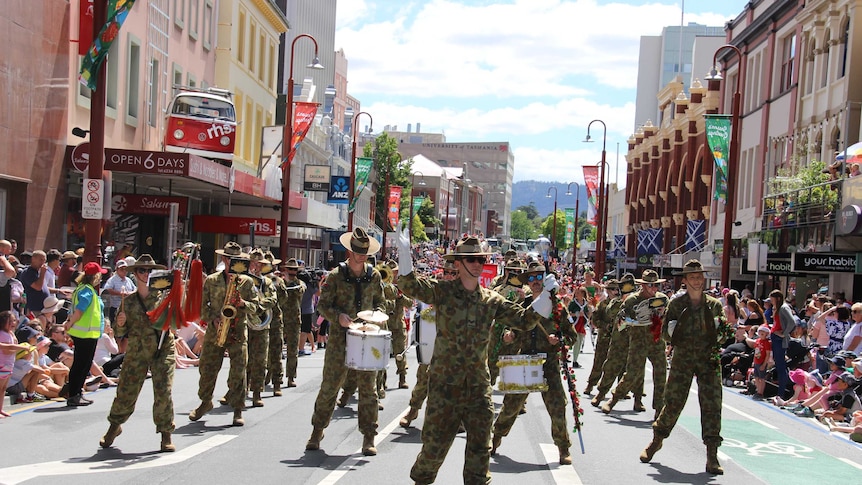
[{"xmin": 679, "ymin": 415, "xmax": 862, "ymax": 483}]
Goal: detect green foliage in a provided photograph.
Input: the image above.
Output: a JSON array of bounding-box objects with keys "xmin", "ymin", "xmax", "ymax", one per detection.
[
  {"xmin": 766, "ymin": 159, "xmax": 839, "ymax": 210},
  {"xmin": 362, "ymin": 133, "xmax": 413, "ymax": 231},
  {"xmin": 410, "ymin": 213, "xmax": 429, "ymax": 242},
  {"xmin": 540, "ymin": 210, "xmax": 569, "ymax": 250},
  {"xmin": 516, "ymin": 203, "xmax": 539, "ymax": 220},
  {"xmin": 511, "ymin": 210, "xmax": 539, "ymax": 240},
  {"xmin": 416, "ymin": 197, "xmax": 439, "ymax": 228}
]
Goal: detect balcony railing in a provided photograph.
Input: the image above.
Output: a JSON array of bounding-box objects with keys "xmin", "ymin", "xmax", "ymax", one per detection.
[{"xmin": 759, "ymin": 179, "xmax": 841, "ymax": 253}]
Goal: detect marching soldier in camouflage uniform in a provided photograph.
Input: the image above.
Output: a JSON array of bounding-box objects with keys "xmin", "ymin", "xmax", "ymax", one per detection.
[
  {"xmin": 584, "ymin": 279, "xmax": 619, "ymax": 395},
  {"xmin": 591, "ymin": 273, "xmax": 640, "ymax": 407},
  {"xmin": 246, "ymin": 249, "xmax": 278, "ymax": 407},
  {"xmin": 306, "ymin": 228, "xmax": 386, "ymax": 456},
  {"xmin": 491, "ymin": 265, "xmax": 577, "ymax": 465},
  {"xmin": 400, "ymin": 260, "xmax": 459, "ymax": 428},
  {"xmin": 600, "ymin": 269, "xmax": 668, "ymax": 416},
  {"xmin": 395, "ymin": 229, "xmax": 550, "ymax": 485},
  {"xmin": 488, "ymin": 259, "xmax": 529, "ymax": 384},
  {"xmin": 189, "ymin": 242, "xmax": 260, "ymax": 427},
  {"xmin": 100, "ymin": 255, "xmax": 176, "ymax": 452},
  {"xmin": 489, "ymin": 249, "xmax": 518, "ymax": 288},
  {"xmin": 278, "ymin": 258, "xmax": 305, "ymax": 389},
  {"xmin": 640, "ymin": 259, "xmax": 732, "ymax": 475},
  {"xmin": 384, "ymin": 259, "xmax": 413, "ymax": 389},
  {"xmin": 262, "ymin": 251, "xmax": 285, "ymax": 395}
]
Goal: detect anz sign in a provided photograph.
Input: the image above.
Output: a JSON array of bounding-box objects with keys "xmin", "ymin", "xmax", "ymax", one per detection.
[{"xmin": 328, "ymin": 176, "xmax": 350, "ymax": 204}]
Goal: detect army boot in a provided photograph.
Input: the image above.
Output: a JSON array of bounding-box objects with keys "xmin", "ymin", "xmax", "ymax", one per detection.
[
  {"xmin": 306, "ymin": 427, "xmax": 325, "ymax": 450},
  {"xmin": 252, "ymin": 391, "xmax": 264, "ymax": 407},
  {"xmin": 633, "ymin": 398, "xmax": 646, "ymax": 412},
  {"xmin": 490, "ymin": 434, "xmax": 502, "ymax": 455},
  {"xmin": 601, "ymin": 395, "xmax": 619, "ymax": 414},
  {"xmin": 232, "ymin": 409, "xmax": 245, "ymax": 427},
  {"xmin": 398, "ymin": 374, "xmax": 409, "ymax": 389},
  {"xmin": 583, "ymin": 384, "xmax": 594, "ymax": 395},
  {"xmin": 99, "ymin": 424, "xmax": 122, "ymax": 448},
  {"xmin": 362, "ymin": 434, "xmax": 377, "ymax": 456},
  {"xmin": 336, "ymin": 391, "xmax": 349, "ymax": 408},
  {"xmin": 590, "ymin": 393, "xmax": 605, "ymax": 407},
  {"xmin": 705, "ymin": 444, "xmax": 724, "ymax": 475},
  {"xmin": 559, "ymin": 446, "xmax": 572, "ymax": 465},
  {"xmin": 400, "ymin": 407, "xmax": 419, "ymax": 428},
  {"xmin": 273, "ymin": 381, "xmax": 282, "ymax": 397},
  {"xmin": 639, "ymin": 435, "xmax": 664, "ymax": 463},
  {"xmin": 160, "ymin": 432, "xmax": 175, "ymax": 452},
  {"xmin": 218, "ymin": 395, "xmax": 228, "ymax": 405},
  {"xmin": 189, "ymin": 401, "xmax": 213, "ymax": 421}
]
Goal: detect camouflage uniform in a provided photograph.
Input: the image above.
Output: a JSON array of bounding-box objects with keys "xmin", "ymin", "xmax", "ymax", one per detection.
[
  {"xmin": 608, "ymin": 290, "xmax": 667, "ymax": 410},
  {"xmin": 488, "ymin": 280, "xmax": 530, "ymax": 383},
  {"xmin": 586, "ymin": 295, "xmax": 615, "ymax": 390},
  {"xmin": 265, "ymin": 273, "xmax": 286, "ymax": 388},
  {"xmin": 310, "ymin": 262, "xmax": 385, "ymax": 436},
  {"xmin": 384, "ymin": 282, "xmax": 413, "ymax": 380},
  {"xmin": 594, "ymin": 296, "xmax": 638, "ymax": 401},
  {"xmin": 492, "ymin": 295, "xmax": 576, "ymax": 451},
  {"xmin": 654, "ymin": 292, "xmax": 726, "ymax": 445},
  {"xmin": 106, "ymin": 290, "xmax": 176, "ymax": 432},
  {"xmin": 246, "ymin": 274, "xmax": 277, "ymax": 397},
  {"xmin": 397, "ymin": 272, "xmax": 544, "ymax": 485},
  {"xmin": 197, "ymin": 271, "xmax": 260, "ymax": 410},
  {"xmin": 279, "ymin": 277, "xmax": 305, "ymax": 383}
]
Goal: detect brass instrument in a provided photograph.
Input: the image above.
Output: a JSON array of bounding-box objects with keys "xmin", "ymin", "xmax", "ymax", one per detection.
[
  {"xmin": 217, "ymin": 260, "xmax": 245, "ymax": 346},
  {"xmin": 244, "ymin": 273, "xmax": 271, "ymax": 331},
  {"xmin": 376, "ymin": 262, "xmax": 393, "ymax": 284}
]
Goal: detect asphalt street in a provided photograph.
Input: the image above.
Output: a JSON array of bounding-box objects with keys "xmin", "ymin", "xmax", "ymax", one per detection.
[{"xmin": 2, "ymin": 337, "xmax": 861, "ymax": 485}]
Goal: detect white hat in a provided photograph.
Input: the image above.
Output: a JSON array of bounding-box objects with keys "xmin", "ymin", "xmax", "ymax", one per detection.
[{"xmin": 40, "ymin": 295, "xmax": 65, "ymax": 314}]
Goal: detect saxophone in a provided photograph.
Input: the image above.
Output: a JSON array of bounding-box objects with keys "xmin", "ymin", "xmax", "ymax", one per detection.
[{"xmin": 217, "ymin": 274, "xmax": 239, "ymax": 346}]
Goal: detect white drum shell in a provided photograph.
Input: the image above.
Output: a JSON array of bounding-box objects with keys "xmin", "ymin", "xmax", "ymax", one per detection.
[
  {"xmin": 497, "ymin": 354, "xmax": 547, "ymax": 394},
  {"xmin": 416, "ymin": 312, "xmax": 436, "ymax": 365},
  {"xmin": 346, "ymin": 328, "xmax": 392, "ymax": 371}
]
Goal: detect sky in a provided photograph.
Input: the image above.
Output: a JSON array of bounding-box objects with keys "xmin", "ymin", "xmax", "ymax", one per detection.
[{"xmin": 334, "ymin": 0, "xmax": 750, "ymax": 186}]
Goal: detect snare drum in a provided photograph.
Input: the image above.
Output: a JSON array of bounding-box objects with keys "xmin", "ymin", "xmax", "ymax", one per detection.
[
  {"xmin": 496, "ymin": 354, "xmax": 548, "ymax": 394},
  {"xmin": 415, "ymin": 307, "xmax": 436, "ymax": 365},
  {"xmin": 346, "ymin": 327, "xmax": 392, "ymax": 371}
]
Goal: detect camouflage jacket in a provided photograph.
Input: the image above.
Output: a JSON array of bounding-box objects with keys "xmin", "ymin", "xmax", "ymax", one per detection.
[
  {"xmin": 396, "ymin": 272, "xmax": 542, "ymax": 388},
  {"xmin": 122, "ymin": 290, "xmax": 165, "ymax": 341},
  {"xmin": 277, "ymin": 277, "xmax": 305, "ymax": 327},
  {"xmin": 491, "ymin": 280, "xmax": 531, "ymax": 304},
  {"xmin": 201, "ymin": 271, "xmax": 261, "ymax": 343},
  {"xmin": 317, "ymin": 262, "xmax": 385, "ymax": 352},
  {"xmin": 663, "ymin": 292, "xmax": 729, "ymax": 357},
  {"xmin": 265, "ymin": 273, "xmax": 285, "ymax": 323},
  {"xmin": 383, "ymin": 282, "xmax": 412, "ymax": 329},
  {"xmin": 248, "ymin": 273, "xmax": 278, "ymax": 330}
]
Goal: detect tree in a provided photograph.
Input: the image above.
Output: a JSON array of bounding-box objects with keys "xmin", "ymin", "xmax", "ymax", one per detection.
[
  {"xmin": 516, "ymin": 203, "xmax": 539, "ymax": 221},
  {"xmin": 540, "ymin": 209, "xmax": 568, "ymax": 250},
  {"xmin": 511, "ymin": 210, "xmax": 538, "ymax": 241},
  {"xmin": 362, "ymin": 133, "xmax": 412, "ymax": 232}
]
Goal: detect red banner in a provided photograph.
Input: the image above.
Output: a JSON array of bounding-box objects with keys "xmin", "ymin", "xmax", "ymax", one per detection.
[
  {"xmin": 282, "ymin": 102, "xmax": 319, "ymax": 168},
  {"xmin": 480, "ymin": 263, "xmax": 498, "ymax": 288},
  {"xmin": 387, "ymin": 186, "xmax": 403, "ymax": 230},
  {"xmin": 193, "ymin": 215, "xmax": 277, "ymax": 236},
  {"xmin": 583, "ymin": 166, "xmax": 599, "ymax": 226},
  {"xmin": 79, "ymin": 0, "xmax": 94, "ymax": 56}
]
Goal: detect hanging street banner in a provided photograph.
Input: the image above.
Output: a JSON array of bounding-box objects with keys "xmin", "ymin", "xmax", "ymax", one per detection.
[
  {"xmin": 387, "ymin": 186, "xmax": 403, "ymax": 230},
  {"xmin": 349, "ymin": 157, "xmax": 374, "ymax": 212},
  {"xmin": 79, "ymin": 0, "xmax": 138, "ymax": 90},
  {"xmin": 564, "ymin": 208, "xmax": 575, "ymax": 246},
  {"xmin": 281, "ymin": 102, "xmax": 319, "ymax": 169},
  {"xmin": 583, "ymin": 166, "xmax": 599, "ymax": 225},
  {"xmin": 412, "ymin": 196, "xmax": 425, "ymax": 214},
  {"xmin": 705, "ymin": 114, "xmax": 731, "ymax": 203}
]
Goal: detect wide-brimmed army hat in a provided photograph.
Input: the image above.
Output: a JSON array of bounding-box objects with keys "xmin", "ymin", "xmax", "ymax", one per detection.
[
  {"xmin": 127, "ymin": 254, "xmax": 166, "ymax": 271},
  {"xmin": 511, "ymin": 264, "xmax": 547, "ymax": 286},
  {"xmin": 673, "ymin": 258, "xmax": 706, "ymax": 276},
  {"xmin": 505, "ymin": 259, "xmax": 527, "ymax": 271},
  {"xmin": 280, "ymin": 258, "xmax": 301, "ymax": 269},
  {"xmin": 619, "ymin": 273, "xmax": 637, "ymax": 294},
  {"xmin": 636, "ymin": 269, "xmax": 666, "ymax": 284},
  {"xmin": 339, "ymin": 227, "xmax": 381, "ymax": 255},
  {"xmin": 215, "ymin": 241, "xmax": 250, "ymax": 259},
  {"xmin": 442, "ymin": 236, "xmax": 493, "ymax": 261},
  {"xmin": 263, "ymin": 250, "xmax": 281, "ymax": 267},
  {"xmin": 248, "ymin": 248, "xmax": 266, "ymax": 262},
  {"xmin": 604, "ymin": 278, "xmax": 620, "ymax": 290}
]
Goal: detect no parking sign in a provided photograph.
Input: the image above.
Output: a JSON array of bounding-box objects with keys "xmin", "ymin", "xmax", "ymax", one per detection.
[{"xmin": 82, "ymin": 178, "xmax": 104, "ymax": 219}]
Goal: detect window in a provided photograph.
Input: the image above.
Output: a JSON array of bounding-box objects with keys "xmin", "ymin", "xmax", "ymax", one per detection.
[
  {"xmin": 779, "ymin": 34, "xmax": 795, "ymax": 93},
  {"xmin": 172, "ymin": 63, "xmax": 182, "ymax": 91},
  {"xmin": 805, "ymin": 40, "xmax": 815, "ymax": 95},
  {"xmin": 820, "ymin": 31, "xmax": 830, "ymax": 89},
  {"xmin": 126, "ymin": 35, "xmax": 141, "ymax": 126},
  {"xmin": 268, "ymin": 41, "xmax": 276, "ymax": 89},
  {"xmin": 233, "ymin": 91, "xmax": 243, "ymax": 158},
  {"xmin": 249, "ymin": 22, "xmax": 256, "ymax": 74},
  {"xmin": 148, "ymin": 58, "xmax": 160, "ymax": 127},
  {"xmin": 174, "ymin": 0, "xmax": 185, "ymax": 29},
  {"xmin": 106, "ymin": 41, "xmax": 120, "ymax": 112},
  {"xmin": 78, "ymin": 56, "xmax": 92, "ymax": 102},
  {"xmin": 840, "ymin": 21, "xmax": 849, "ymax": 79},
  {"xmin": 258, "ymin": 32, "xmax": 265, "ymax": 82},
  {"xmin": 237, "ymin": 9, "xmax": 246, "ymax": 64},
  {"xmin": 189, "ymin": 0, "xmax": 199, "ymax": 40},
  {"xmin": 187, "ymin": 73, "xmax": 196, "ymax": 88},
  {"xmin": 243, "ymin": 98, "xmax": 253, "ymax": 161},
  {"xmin": 203, "ymin": 0, "xmax": 213, "ymax": 50}
]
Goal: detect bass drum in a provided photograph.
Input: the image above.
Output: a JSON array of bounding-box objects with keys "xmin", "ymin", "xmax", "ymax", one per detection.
[
  {"xmin": 415, "ymin": 307, "xmax": 436, "ymax": 365},
  {"xmin": 346, "ymin": 326, "xmax": 392, "ymax": 371}
]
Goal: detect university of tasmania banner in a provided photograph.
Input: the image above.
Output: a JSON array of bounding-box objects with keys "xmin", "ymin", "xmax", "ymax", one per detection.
[
  {"xmin": 564, "ymin": 208, "xmax": 575, "ymax": 246},
  {"xmin": 705, "ymin": 114, "xmax": 731, "ymax": 202},
  {"xmin": 282, "ymin": 102, "xmax": 319, "ymax": 168},
  {"xmin": 583, "ymin": 166, "xmax": 599, "ymax": 225},
  {"xmin": 387, "ymin": 186, "xmax": 403, "ymax": 230},
  {"xmin": 349, "ymin": 157, "xmax": 373, "ymax": 212},
  {"xmin": 79, "ymin": 0, "xmax": 138, "ymax": 90}
]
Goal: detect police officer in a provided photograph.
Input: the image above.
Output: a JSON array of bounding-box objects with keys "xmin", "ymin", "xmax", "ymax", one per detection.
[
  {"xmin": 395, "ymin": 228, "xmax": 550, "ymax": 485},
  {"xmin": 100, "ymin": 255, "xmax": 175, "ymax": 452},
  {"xmin": 640, "ymin": 259, "xmax": 733, "ymax": 475},
  {"xmin": 189, "ymin": 242, "xmax": 260, "ymax": 427},
  {"xmin": 306, "ymin": 228, "xmax": 386, "ymax": 456}
]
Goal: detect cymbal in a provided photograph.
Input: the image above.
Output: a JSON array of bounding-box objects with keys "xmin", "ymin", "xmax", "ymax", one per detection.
[
  {"xmin": 356, "ymin": 310, "xmax": 389, "ymax": 323},
  {"xmin": 349, "ymin": 322, "xmax": 381, "ymax": 332}
]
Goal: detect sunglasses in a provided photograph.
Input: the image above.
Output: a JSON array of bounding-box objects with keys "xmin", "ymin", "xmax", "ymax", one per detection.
[
  {"xmin": 461, "ymin": 256, "xmax": 486, "ymax": 264},
  {"xmin": 645, "ymin": 283, "xmax": 659, "ymax": 288},
  {"xmin": 135, "ymin": 268, "xmax": 152, "ymax": 274},
  {"xmin": 527, "ymin": 274, "xmax": 544, "ymax": 283},
  {"xmin": 443, "ymin": 270, "xmax": 458, "ymax": 276}
]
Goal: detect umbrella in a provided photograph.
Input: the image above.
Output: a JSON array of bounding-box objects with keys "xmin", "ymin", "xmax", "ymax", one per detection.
[{"xmin": 835, "ymin": 141, "xmax": 862, "ymax": 163}]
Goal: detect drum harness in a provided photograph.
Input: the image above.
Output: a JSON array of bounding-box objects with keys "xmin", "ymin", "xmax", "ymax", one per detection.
[{"xmin": 339, "ymin": 262, "xmax": 374, "ymax": 323}]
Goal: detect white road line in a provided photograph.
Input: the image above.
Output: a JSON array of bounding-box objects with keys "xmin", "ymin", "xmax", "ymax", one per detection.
[
  {"xmin": 0, "ymin": 434, "xmax": 235, "ymax": 485},
  {"xmin": 539, "ymin": 443, "xmax": 584, "ymax": 485},
  {"xmin": 316, "ymin": 406, "xmax": 410, "ymax": 485},
  {"xmin": 688, "ymin": 388, "xmax": 779, "ymax": 429},
  {"xmin": 837, "ymin": 457, "xmax": 862, "ymax": 470}
]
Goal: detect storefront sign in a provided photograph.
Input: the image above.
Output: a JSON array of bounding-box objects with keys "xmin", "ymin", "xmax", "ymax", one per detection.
[
  {"xmin": 304, "ymin": 165, "xmax": 331, "ymax": 192},
  {"xmin": 193, "ymin": 215, "xmax": 277, "ymax": 236},
  {"xmin": 104, "ymin": 148, "xmax": 187, "ymax": 175},
  {"xmin": 328, "ymin": 175, "xmax": 350, "ymax": 204},
  {"xmin": 837, "ymin": 205, "xmax": 862, "ymax": 235},
  {"xmin": 188, "ymin": 155, "xmax": 230, "ymax": 187},
  {"xmin": 112, "ymin": 194, "xmax": 188, "ymax": 217},
  {"xmin": 232, "ymin": 169, "xmax": 266, "ymax": 197},
  {"xmin": 792, "ymin": 252, "xmax": 857, "ymax": 273}
]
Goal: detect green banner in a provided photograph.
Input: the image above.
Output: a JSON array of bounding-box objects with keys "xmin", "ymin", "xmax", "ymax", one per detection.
[
  {"xmin": 79, "ymin": 0, "xmax": 138, "ymax": 91},
  {"xmin": 565, "ymin": 208, "xmax": 575, "ymax": 246},
  {"xmin": 705, "ymin": 114, "xmax": 731, "ymax": 202},
  {"xmin": 412, "ymin": 196, "xmax": 424, "ymax": 214},
  {"xmin": 349, "ymin": 157, "xmax": 374, "ymax": 212}
]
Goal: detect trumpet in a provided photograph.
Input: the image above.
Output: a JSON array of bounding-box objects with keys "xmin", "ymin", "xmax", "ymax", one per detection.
[
  {"xmin": 376, "ymin": 262, "xmax": 393, "ymax": 284},
  {"xmin": 217, "ymin": 274, "xmax": 239, "ymax": 346}
]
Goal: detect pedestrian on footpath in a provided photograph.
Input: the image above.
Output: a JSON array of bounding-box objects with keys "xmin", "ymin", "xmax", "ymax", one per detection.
[
  {"xmin": 640, "ymin": 259, "xmax": 733, "ymax": 475},
  {"xmin": 100, "ymin": 255, "xmax": 177, "ymax": 452}
]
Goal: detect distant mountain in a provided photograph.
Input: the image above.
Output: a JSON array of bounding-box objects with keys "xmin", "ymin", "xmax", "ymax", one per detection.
[{"xmin": 511, "ymin": 180, "xmax": 588, "ymax": 218}]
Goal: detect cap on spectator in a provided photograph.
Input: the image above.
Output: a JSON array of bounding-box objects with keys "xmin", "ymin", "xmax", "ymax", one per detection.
[
  {"xmin": 15, "ymin": 326, "xmax": 39, "ymax": 343},
  {"xmin": 37, "ymin": 336, "xmax": 50, "ymax": 346},
  {"xmin": 838, "ymin": 373, "xmax": 857, "ymax": 386},
  {"xmin": 756, "ymin": 325, "xmax": 770, "ymax": 335},
  {"xmin": 789, "ymin": 369, "xmax": 809, "ymax": 386},
  {"xmin": 82, "ymin": 262, "xmax": 108, "ymax": 276},
  {"xmin": 20, "ymin": 250, "xmax": 33, "ymax": 258},
  {"xmin": 837, "ymin": 350, "xmax": 858, "ymax": 360},
  {"xmin": 60, "ymin": 251, "xmax": 77, "ymax": 261},
  {"xmin": 830, "ymin": 355, "xmax": 847, "ymax": 367},
  {"xmin": 124, "ymin": 256, "xmax": 136, "ymax": 267},
  {"xmin": 721, "ymin": 288, "xmax": 730, "ymax": 296},
  {"xmin": 116, "ymin": 259, "xmax": 128, "ymax": 269}
]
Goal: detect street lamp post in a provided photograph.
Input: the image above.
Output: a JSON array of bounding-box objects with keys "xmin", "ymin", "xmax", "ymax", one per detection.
[
  {"xmin": 280, "ymin": 34, "xmax": 324, "ymax": 260},
  {"xmin": 705, "ymin": 44, "xmax": 743, "ymax": 289},
  {"xmin": 444, "ymin": 176, "xmax": 452, "ymax": 246},
  {"xmin": 546, "ymin": 186, "xmax": 558, "ymax": 255},
  {"xmin": 409, "ymin": 170, "xmax": 426, "ymax": 239},
  {"xmin": 585, "ymin": 120, "xmax": 608, "ymax": 277},
  {"xmin": 566, "ymin": 181, "xmax": 580, "ymax": 281},
  {"xmin": 348, "ymin": 111, "xmax": 373, "ymax": 231}
]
